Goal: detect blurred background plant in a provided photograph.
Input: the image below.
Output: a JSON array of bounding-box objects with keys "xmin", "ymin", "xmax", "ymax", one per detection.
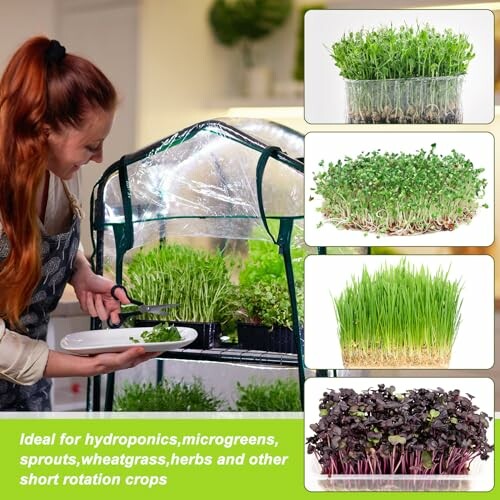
[
  {"xmin": 209, "ymin": 0, "xmax": 292, "ymax": 68},
  {"xmin": 293, "ymin": 3, "xmax": 324, "ymax": 81},
  {"xmin": 209, "ymin": 0, "xmax": 293, "ymax": 97}
]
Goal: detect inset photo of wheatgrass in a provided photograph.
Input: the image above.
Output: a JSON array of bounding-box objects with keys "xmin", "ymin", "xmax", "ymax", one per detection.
[
  {"xmin": 304, "ymin": 377, "xmax": 494, "ymax": 492},
  {"xmin": 304, "ymin": 132, "xmax": 494, "ymax": 247},
  {"xmin": 304, "ymin": 10, "xmax": 494, "ymax": 124},
  {"xmin": 304, "ymin": 255, "xmax": 494, "ymax": 370}
]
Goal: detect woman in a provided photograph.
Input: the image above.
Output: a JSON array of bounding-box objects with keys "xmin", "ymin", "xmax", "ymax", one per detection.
[{"xmin": 0, "ymin": 37, "xmax": 156, "ymax": 410}]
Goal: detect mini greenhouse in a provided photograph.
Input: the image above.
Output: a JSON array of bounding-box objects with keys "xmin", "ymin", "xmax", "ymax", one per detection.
[{"xmin": 89, "ymin": 118, "xmax": 309, "ymax": 411}]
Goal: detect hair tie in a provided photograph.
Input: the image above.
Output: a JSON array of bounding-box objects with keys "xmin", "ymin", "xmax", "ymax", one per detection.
[{"xmin": 45, "ymin": 40, "xmax": 66, "ymax": 64}]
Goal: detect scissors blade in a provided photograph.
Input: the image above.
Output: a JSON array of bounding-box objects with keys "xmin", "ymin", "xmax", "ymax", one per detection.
[{"xmin": 139, "ymin": 304, "xmax": 179, "ymax": 315}]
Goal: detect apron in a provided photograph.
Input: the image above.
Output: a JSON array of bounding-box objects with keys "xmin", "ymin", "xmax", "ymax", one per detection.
[{"xmin": 0, "ymin": 182, "xmax": 81, "ymax": 411}]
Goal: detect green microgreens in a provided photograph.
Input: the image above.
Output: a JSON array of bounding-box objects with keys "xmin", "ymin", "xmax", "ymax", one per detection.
[
  {"xmin": 314, "ymin": 144, "xmax": 487, "ymax": 236},
  {"xmin": 331, "ymin": 24, "xmax": 474, "ymax": 80},
  {"xmin": 236, "ymin": 222, "xmax": 306, "ymax": 329},
  {"xmin": 125, "ymin": 243, "xmax": 238, "ymax": 326},
  {"xmin": 330, "ymin": 24, "xmax": 474, "ymax": 124},
  {"xmin": 333, "ymin": 259, "xmax": 462, "ymax": 368},
  {"xmin": 235, "ymin": 378, "xmax": 301, "ymax": 411},
  {"xmin": 114, "ymin": 378, "xmax": 225, "ymax": 411}
]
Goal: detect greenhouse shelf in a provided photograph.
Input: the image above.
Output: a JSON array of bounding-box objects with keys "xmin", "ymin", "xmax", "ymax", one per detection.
[{"xmin": 158, "ymin": 347, "xmax": 298, "ymax": 366}]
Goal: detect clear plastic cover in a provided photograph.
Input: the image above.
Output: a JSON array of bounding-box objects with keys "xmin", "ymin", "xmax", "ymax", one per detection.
[
  {"xmin": 344, "ymin": 75, "xmax": 464, "ymax": 124},
  {"xmin": 96, "ymin": 119, "xmax": 304, "ymax": 259},
  {"xmin": 220, "ymin": 117, "xmax": 304, "ymax": 159},
  {"xmin": 305, "ymin": 452, "xmax": 491, "ymax": 492}
]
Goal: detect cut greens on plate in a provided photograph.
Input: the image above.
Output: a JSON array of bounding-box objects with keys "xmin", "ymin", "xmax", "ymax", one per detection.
[
  {"xmin": 306, "ymin": 384, "xmax": 493, "ymax": 477},
  {"xmin": 313, "ymin": 144, "xmax": 487, "ymax": 237},
  {"xmin": 333, "ymin": 259, "xmax": 462, "ymax": 368},
  {"xmin": 60, "ymin": 327, "xmax": 197, "ymax": 355},
  {"xmin": 130, "ymin": 323, "xmax": 181, "ymax": 343}
]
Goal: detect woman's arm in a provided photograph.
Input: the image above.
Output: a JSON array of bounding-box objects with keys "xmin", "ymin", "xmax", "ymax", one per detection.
[
  {"xmin": 44, "ymin": 348, "xmax": 159, "ymax": 378},
  {"xmin": 55, "ymin": 253, "xmax": 161, "ymax": 377},
  {"xmin": 1, "ymin": 319, "xmax": 159, "ymax": 384},
  {"xmin": 0, "ymin": 324, "xmax": 50, "ymax": 385}
]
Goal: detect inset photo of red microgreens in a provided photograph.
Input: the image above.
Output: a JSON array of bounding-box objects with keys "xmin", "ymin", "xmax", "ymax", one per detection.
[
  {"xmin": 304, "ymin": 377, "xmax": 494, "ymax": 492},
  {"xmin": 305, "ymin": 132, "xmax": 494, "ymax": 247}
]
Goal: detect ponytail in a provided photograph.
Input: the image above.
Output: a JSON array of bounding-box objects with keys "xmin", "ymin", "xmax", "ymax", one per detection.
[{"xmin": 0, "ymin": 36, "xmax": 116, "ymax": 328}]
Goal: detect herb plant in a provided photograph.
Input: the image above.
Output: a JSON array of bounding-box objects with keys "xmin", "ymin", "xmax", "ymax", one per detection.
[
  {"xmin": 209, "ymin": 0, "xmax": 291, "ymax": 67},
  {"xmin": 237, "ymin": 233, "xmax": 305, "ymax": 329},
  {"xmin": 334, "ymin": 260, "xmax": 462, "ymax": 368},
  {"xmin": 125, "ymin": 243, "xmax": 237, "ymax": 327},
  {"xmin": 314, "ymin": 145, "xmax": 487, "ymax": 236},
  {"xmin": 330, "ymin": 24, "xmax": 474, "ymax": 124},
  {"xmin": 306, "ymin": 385, "xmax": 493, "ymax": 476},
  {"xmin": 114, "ymin": 378, "xmax": 225, "ymax": 411},
  {"xmin": 235, "ymin": 378, "xmax": 301, "ymax": 411}
]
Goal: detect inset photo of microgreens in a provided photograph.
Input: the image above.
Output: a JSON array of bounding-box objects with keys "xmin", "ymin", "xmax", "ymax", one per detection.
[
  {"xmin": 304, "ymin": 255, "xmax": 494, "ymax": 370},
  {"xmin": 304, "ymin": 10, "xmax": 494, "ymax": 124},
  {"xmin": 304, "ymin": 377, "xmax": 494, "ymax": 492},
  {"xmin": 304, "ymin": 132, "xmax": 494, "ymax": 247}
]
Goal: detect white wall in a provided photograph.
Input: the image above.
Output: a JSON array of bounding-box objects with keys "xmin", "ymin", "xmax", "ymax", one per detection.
[
  {"xmin": 137, "ymin": 0, "xmax": 303, "ymax": 146},
  {"xmin": 327, "ymin": 0, "xmax": 493, "ymax": 6},
  {"xmin": 0, "ymin": 1, "xmax": 56, "ymax": 68},
  {"xmin": 56, "ymin": 0, "xmax": 139, "ymax": 252},
  {"xmin": 137, "ymin": 0, "xmax": 238, "ymax": 145}
]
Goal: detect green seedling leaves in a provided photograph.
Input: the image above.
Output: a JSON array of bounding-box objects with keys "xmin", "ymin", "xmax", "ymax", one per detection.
[
  {"xmin": 422, "ymin": 450, "xmax": 433, "ymax": 469},
  {"xmin": 314, "ymin": 146, "xmax": 486, "ymax": 236},
  {"xmin": 388, "ymin": 435, "xmax": 407, "ymax": 446},
  {"xmin": 330, "ymin": 24, "xmax": 474, "ymax": 80},
  {"xmin": 129, "ymin": 324, "xmax": 182, "ymax": 343}
]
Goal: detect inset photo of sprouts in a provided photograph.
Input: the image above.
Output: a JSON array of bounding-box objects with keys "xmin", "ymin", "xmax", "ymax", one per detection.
[
  {"xmin": 304, "ymin": 255, "xmax": 494, "ymax": 370},
  {"xmin": 304, "ymin": 132, "xmax": 494, "ymax": 247},
  {"xmin": 304, "ymin": 10, "xmax": 493, "ymax": 124},
  {"xmin": 304, "ymin": 377, "xmax": 494, "ymax": 492}
]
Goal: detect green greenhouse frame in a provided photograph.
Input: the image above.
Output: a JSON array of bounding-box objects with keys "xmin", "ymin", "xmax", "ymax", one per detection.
[{"xmin": 89, "ymin": 119, "xmax": 308, "ymax": 412}]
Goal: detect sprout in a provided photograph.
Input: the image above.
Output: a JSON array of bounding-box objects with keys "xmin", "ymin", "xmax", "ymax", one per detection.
[
  {"xmin": 306, "ymin": 385, "xmax": 493, "ymax": 476},
  {"xmin": 330, "ymin": 24, "xmax": 474, "ymax": 124},
  {"xmin": 314, "ymin": 145, "xmax": 486, "ymax": 236},
  {"xmin": 333, "ymin": 260, "xmax": 462, "ymax": 368}
]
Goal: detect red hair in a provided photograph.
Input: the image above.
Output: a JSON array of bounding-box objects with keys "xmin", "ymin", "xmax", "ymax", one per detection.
[{"xmin": 0, "ymin": 36, "xmax": 117, "ymax": 328}]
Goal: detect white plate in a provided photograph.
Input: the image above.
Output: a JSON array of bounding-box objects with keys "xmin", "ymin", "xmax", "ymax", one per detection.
[{"xmin": 60, "ymin": 327, "xmax": 198, "ymax": 355}]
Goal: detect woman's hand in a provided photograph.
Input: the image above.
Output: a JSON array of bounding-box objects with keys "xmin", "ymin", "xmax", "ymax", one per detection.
[
  {"xmin": 56, "ymin": 252, "xmax": 163, "ymax": 379},
  {"xmin": 89, "ymin": 348, "xmax": 160, "ymax": 374},
  {"xmin": 44, "ymin": 348, "xmax": 162, "ymax": 378},
  {"xmin": 70, "ymin": 251, "xmax": 127, "ymax": 325}
]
